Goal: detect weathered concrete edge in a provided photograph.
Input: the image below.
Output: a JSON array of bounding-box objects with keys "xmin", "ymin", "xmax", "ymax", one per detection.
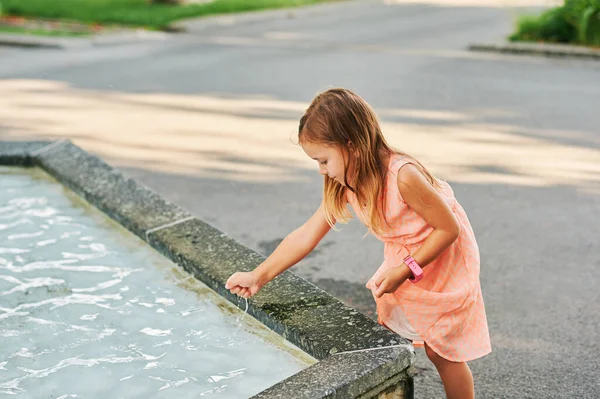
[
  {"xmin": 253, "ymin": 347, "xmax": 416, "ymax": 398},
  {"xmin": 146, "ymin": 218, "xmax": 411, "ymax": 358},
  {"xmin": 0, "ymin": 140, "xmax": 416, "ymax": 398},
  {"xmin": 469, "ymin": 41, "xmax": 600, "ymax": 60},
  {"xmin": 0, "ymin": 141, "xmax": 52, "ymax": 164}
]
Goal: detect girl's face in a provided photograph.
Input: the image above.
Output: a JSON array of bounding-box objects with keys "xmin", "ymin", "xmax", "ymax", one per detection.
[{"xmin": 301, "ymin": 141, "xmax": 351, "ymax": 186}]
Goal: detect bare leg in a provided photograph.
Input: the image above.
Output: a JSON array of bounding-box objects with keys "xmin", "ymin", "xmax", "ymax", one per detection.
[{"xmin": 424, "ymin": 343, "xmax": 475, "ymax": 399}]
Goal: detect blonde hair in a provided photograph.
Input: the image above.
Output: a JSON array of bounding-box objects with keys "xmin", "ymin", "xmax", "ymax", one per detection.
[{"xmin": 298, "ymin": 88, "xmax": 440, "ymax": 235}]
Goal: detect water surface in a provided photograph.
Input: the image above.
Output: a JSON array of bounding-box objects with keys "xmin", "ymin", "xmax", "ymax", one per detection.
[{"xmin": 0, "ymin": 167, "xmax": 314, "ymax": 398}]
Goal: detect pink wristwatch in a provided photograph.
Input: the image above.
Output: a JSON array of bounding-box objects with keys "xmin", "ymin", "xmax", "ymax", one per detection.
[{"xmin": 404, "ymin": 255, "xmax": 423, "ymax": 283}]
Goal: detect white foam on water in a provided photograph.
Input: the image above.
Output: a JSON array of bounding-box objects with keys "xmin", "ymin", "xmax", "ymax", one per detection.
[{"xmin": 0, "ymin": 167, "xmax": 316, "ymax": 398}]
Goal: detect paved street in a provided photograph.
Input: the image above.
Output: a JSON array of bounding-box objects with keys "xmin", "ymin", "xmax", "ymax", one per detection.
[{"xmin": 2, "ymin": 0, "xmax": 599, "ymax": 397}]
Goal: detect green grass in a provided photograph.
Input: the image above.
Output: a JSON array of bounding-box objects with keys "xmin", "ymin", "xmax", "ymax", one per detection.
[
  {"xmin": 0, "ymin": 0, "xmax": 338, "ymax": 30},
  {"xmin": 0, "ymin": 25, "xmax": 89, "ymax": 37},
  {"xmin": 509, "ymin": 7, "xmax": 577, "ymax": 44},
  {"xmin": 510, "ymin": 0, "xmax": 600, "ymax": 46}
]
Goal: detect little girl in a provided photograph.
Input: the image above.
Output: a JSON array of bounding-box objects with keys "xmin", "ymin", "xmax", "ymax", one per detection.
[{"xmin": 225, "ymin": 88, "xmax": 491, "ymax": 399}]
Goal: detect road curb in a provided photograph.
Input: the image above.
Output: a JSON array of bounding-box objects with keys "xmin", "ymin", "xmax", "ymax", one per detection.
[
  {"xmin": 0, "ymin": 33, "xmax": 78, "ymax": 49},
  {"xmin": 469, "ymin": 41, "xmax": 600, "ymax": 61},
  {"xmin": 0, "ymin": 30, "xmax": 172, "ymax": 49},
  {"xmin": 171, "ymin": 1, "xmax": 355, "ymax": 34}
]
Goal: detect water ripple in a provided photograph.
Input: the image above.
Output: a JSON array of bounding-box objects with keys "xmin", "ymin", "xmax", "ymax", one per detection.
[{"xmin": 0, "ymin": 168, "xmax": 311, "ymax": 398}]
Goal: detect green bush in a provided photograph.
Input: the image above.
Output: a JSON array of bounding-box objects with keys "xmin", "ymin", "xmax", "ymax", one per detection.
[
  {"xmin": 510, "ymin": 0, "xmax": 600, "ymax": 46},
  {"xmin": 510, "ymin": 7, "xmax": 576, "ymax": 43}
]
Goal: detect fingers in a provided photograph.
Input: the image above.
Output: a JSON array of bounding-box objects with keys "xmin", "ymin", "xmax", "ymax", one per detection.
[
  {"xmin": 227, "ymin": 285, "xmax": 250, "ymax": 298},
  {"xmin": 374, "ymin": 284, "xmax": 383, "ymax": 298},
  {"xmin": 373, "ymin": 274, "xmax": 385, "ymax": 287},
  {"xmin": 226, "ymin": 273, "xmax": 245, "ymax": 295},
  {"xmin": 225, "ymin": 273, "xmax": 238, "ymax": 290},
  {"xmin": 227, "ymin": 283, "xmax": 252, "ymax": 299},
  {"xmin": 374, "ymin": 278, "xmax": 388, "ymax": 298},
  {"xmin": 226, "ymin": 272, "xmax": 257, "ymax": 299}
]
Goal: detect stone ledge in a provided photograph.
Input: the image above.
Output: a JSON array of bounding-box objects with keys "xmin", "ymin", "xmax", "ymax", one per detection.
[
  {"xmin": 0, "ymin": 140, "xmax": 53, "ymax": 165},
  {"xmin": 253, "ymin": 346, "xmax": 415, "ymax": 398},
  {"xmin": 469, "ymin": 41, "xmax": 600, "ymax": 60},
  {"xmin": 146, "ymin": 218, "xmax": 411, "ymax": 360}
]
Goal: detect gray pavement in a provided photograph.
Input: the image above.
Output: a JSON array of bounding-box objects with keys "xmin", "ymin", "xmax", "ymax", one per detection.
[{"xmin": 1, "ymin": 0, "xmax": 599, "ymax": 397}]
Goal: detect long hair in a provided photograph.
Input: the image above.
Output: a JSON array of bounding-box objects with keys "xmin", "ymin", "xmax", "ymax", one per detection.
[{"xmin": 298, "ymin": 88, "xmax": 440, "ymax": 235}]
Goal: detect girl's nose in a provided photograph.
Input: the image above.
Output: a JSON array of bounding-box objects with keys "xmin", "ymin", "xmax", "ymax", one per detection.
[{"xmin": 319, "ymin": 166, "xmax": 327, "ymax": 176}]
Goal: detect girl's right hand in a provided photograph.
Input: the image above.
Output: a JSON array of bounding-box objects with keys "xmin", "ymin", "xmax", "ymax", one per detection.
[{"xmin": 225, "ymin": 271, "xmax": 264, "ymax": 299}]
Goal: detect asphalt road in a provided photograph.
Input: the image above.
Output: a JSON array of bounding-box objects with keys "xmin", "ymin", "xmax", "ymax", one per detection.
[{"xmin": 2, "ymin": 1, "xmax": 599, "ymax": 397}]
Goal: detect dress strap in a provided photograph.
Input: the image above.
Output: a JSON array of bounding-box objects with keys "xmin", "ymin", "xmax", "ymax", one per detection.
[{"xmin": 388, "ymin": 154, "xmax": 414, "ymax": 176}]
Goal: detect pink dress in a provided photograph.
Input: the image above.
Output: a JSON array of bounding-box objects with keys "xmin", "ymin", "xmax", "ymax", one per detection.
[{"xmin": 347, "ymin": 154, "xmax": 491, "ymax": 362}]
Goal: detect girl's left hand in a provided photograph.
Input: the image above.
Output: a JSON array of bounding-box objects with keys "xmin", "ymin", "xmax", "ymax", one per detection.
[{"xmin": 373, "ymin": 264, "xmax": 413, "ymax": 298}]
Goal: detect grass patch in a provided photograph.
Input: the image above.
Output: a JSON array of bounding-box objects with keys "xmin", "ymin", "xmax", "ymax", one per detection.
[
  {"xmin": 510, "ymin": 0, "xmax": 600, "ymax": 47},
  {"xmin": 0, "ymin": 25, "xmax": 89, "ymax": 37},
  {"xmin": 509, "ymin": 7, "xmax": 576, "ymax": 44},
  {"xmin": 0, "ymin": 0, "xmax": 339, "ymax": 30}
]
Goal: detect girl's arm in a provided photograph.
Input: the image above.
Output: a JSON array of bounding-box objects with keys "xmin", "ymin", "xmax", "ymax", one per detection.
[
  {"xmin": 226, "ymin": 204, "xmax": 332, "ymax": 298},
  {"xmin": 254, "ymin": 204, "xmax": 332, "ymax": 284},
  {"xmin": 373, "ymin": 164, "xmax": 460, "ymax": 298},
  {"xmin": 397, "ymin": 163, "xmax": 460, "ymax": 268}
]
